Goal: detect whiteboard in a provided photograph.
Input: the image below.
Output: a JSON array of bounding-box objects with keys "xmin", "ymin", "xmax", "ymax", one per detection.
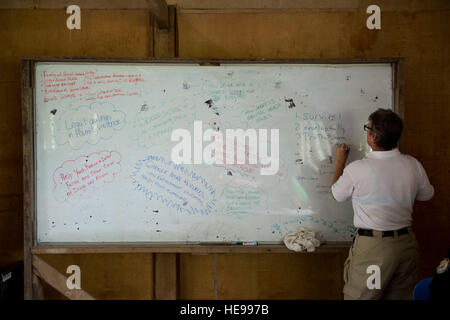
[{"xmin": 34, "ymin": 61, "xmax": 393, "ymax": 243}]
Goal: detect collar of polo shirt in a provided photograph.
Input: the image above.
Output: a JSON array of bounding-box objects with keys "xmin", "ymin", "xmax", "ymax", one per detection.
[{"xmin": 366, "ymin": 148, "xmax": 400, "ymax": 159}]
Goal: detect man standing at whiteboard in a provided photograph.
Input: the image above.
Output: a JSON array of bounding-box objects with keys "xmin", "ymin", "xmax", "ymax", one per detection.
[{"xmin": 331, "ymin": 108, "xmax": 434, "ymax": 300}]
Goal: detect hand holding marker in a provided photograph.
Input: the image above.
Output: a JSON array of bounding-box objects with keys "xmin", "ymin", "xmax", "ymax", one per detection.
[
  {"xmin": 336, "ymin": 143, "xmax": 350, "ymax": 163},
  {"xmin": 343, "ymin": 143, "xmax": 350, "ymax": 153}
]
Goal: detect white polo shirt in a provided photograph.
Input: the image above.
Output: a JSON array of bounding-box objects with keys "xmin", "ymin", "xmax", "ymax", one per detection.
[{"xmin": 331, "ymin": 149, "xmax": 434, "ymax": 231}]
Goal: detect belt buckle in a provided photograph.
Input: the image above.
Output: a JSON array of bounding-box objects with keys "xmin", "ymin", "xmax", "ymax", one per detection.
[{"xmin": 358, "ymin": 229, "xmax": 373, "ymax": 237}]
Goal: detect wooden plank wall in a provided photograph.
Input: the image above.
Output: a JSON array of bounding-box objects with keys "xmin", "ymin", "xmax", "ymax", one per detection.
[{"xmin": 1, "ymin": 0, "xmax": 448, "ymax": 299}]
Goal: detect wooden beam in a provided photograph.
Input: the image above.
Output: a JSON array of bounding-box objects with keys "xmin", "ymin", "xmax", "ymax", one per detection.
[
  {"xmin": 154, "ymin": 253, "xmax": 179, "ymax": 299},
  {"xmin": 31, "ymin": 243, "xmax": 352, "ymax": 254},
  {"xmin": 1, "ymin": 0, "xmax": 449, "ymax": 12},
  {"xmin": 19, "ymin": 56, "xmax": 404, "ymax": 64},
  {"xmin": 150, "ymin": 0, "xmax": 170, "ymax": 29},
  {"xmin": 172, "ymin": 0, "xmax": 450, "ymax": 12},
  {"xmin": 171, "ymin": 0, "xmax": 358, "ymax": 10},
  {"xmin": 21, "ymin": 58, "xmax": 34, "ymax": 300},
  {"xmin": 153, "ymin": 5, "xmax": 177, "ymax": 56},
  {"xmin": 32, "ymin": 255, "xmax": 95, "ymax": 300},
  {"xmin": 32, "ymin": 271, "xmax": 45, "ymax": 300}
]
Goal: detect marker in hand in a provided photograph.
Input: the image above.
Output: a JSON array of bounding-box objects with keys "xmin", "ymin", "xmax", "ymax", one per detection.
[
  {"xmin": 336, "ymin": 143, "xmax": 350, "ymax": 163},
  {"xmin": 341, "ymin": 143, "xmax": 350, "ymax": 153},
  {"xmin": 333, "ymin": 144, "xmax": 350, "ymax": 184}
]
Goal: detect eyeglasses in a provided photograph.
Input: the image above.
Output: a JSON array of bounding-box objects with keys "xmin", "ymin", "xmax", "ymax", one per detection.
[{"xmin": 364, "ymin": 124, "xmax": 373, "ymax": 132}]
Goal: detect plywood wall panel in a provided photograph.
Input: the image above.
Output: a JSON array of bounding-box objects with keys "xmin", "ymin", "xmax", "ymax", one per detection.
[
  {"xmin": 0, "ymin": 211, "xmax": 22, "ymax": 257},
  {"xmin": 0, "ymin": 82, "xmax": 21, "ymax": 128},
  {"xmin": 0, "ymin": 10, "xmax": 153, "ymax": 82},
  {"xmin": 38, "ymin": 254, "xmax": 154, "ymax": 299},
  {"xmin": 217, "ymin": 253, "xmax": 343, "ymax": 299},
  {"xmin": 179, "ymin": 254, "xmax": 215, "ymax": 299}
]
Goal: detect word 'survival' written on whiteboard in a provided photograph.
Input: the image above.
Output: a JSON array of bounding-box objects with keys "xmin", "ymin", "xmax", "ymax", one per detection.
[{"xmin": 34, "ymin": 62, "xmax": 393, "ymax": 243}]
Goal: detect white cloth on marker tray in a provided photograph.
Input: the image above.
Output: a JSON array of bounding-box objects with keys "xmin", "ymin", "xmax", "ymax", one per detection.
[{"xmin": 283, "ymin": 226, "xmax": 321, "ymax": 252}]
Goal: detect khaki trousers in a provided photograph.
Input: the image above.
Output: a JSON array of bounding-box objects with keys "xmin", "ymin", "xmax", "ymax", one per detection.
[{"xmin": 343, "ymin": 227, "xmax": 419, "ymax": 300}]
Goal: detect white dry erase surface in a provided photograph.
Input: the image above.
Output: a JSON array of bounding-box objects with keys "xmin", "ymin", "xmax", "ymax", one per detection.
[{"xmin": 34, "ymin": 62, "xmax": 393, "ymax": 243}]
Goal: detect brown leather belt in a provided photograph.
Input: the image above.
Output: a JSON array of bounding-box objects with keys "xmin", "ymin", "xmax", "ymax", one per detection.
[{"xmin": 357, "ymin": 227, "xmax": 409, "ymax": 237}]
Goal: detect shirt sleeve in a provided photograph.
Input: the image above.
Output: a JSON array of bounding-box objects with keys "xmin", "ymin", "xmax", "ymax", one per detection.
[
  {"xmin": 331, "ymin": 166, "xmax": 355, "ymax": 202},
  {"xmin": 415, "ymin": 160, "xmax": 434, "ymax": 201}
]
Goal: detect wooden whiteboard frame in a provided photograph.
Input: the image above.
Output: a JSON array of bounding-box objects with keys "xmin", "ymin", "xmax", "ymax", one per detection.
[{"xmin": 22, "ymin": 56, "xmax": 404, "ymax": 298}]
